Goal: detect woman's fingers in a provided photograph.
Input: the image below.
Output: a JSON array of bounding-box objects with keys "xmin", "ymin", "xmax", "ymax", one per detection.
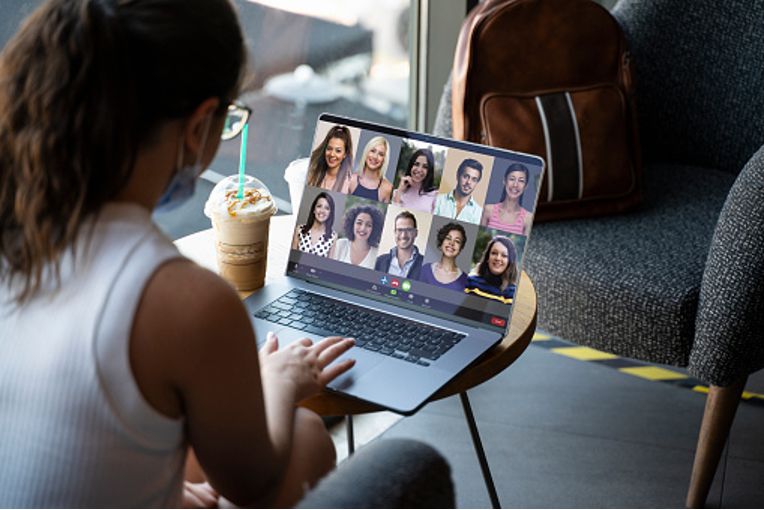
[
  {"xmin": 182, "ymin": 482, "xmax": 219, "ymax": 509},
  {"xmin": 262, "ymin": 331, "xmax": 279, "ymax": 354},
  {"xmin": 319, "ymin": 358, "xmax": 356, "ymax": 386},
  {"xmin": 314, "ymin": 337, "xmax": 355, "ymax": 368}
]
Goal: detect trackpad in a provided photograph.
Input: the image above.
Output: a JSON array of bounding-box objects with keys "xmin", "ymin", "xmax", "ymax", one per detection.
[
  {"xmin": 259, "ymin": 327, "xmax": 383, "ymax": 391},
  {"xmin": 327, "ymin": 348, "xmax": 383, "ymax": 392}
]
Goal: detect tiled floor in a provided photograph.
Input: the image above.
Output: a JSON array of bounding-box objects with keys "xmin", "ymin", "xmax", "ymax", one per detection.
[{"xmin": 335, "ymin": 335, "xmax": 764, "ymax": 509}]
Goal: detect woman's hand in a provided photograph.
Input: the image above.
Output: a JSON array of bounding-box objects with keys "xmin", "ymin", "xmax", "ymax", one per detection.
[
  {"xmin": 183, "ymin": 482, "xmax": 219, "ymax": 509},
  {"xmin": 259, "ymin": 332, "xmax": 355, "ymax": 403},
  {"xmin": 398, "ymin": 175, "xmax": 412, "ymax": 192},
  {"xmin": 392, "ymin": 176, "xmax": 411, "ymax": 204}
]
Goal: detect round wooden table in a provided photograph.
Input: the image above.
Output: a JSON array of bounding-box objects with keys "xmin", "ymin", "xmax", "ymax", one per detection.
[{"xmin": 176, "ymin": 214, "xmax": 538, "ymax": 508}]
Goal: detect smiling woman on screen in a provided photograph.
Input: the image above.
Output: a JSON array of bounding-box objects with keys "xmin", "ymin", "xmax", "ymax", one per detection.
[
  {"xmin": 391, "ymin": 148, "xmax": 438, "ymax": 214},
  {"xmin": 465, "ymin": 235, "xmax": 518, "ymax": 304}
]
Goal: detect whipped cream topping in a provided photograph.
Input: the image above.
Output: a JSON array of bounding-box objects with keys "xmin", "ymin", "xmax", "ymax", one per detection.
[{"xmin": 205, "ymin": 185, "xmax": 277, "ymax": 221}]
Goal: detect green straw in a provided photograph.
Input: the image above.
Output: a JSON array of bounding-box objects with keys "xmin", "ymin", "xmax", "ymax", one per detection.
[{"xmin": 238, "ymin": 123, "xmax": 248, "ymax": 199}]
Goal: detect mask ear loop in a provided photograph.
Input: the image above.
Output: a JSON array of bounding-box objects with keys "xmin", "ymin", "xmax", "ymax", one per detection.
[
  {"xmin": 176, "ymin": 113, "xmax": 214, "ymax": 173},
  {"xmin": 195, "ymin": 114, "xmax": 213, "ymax": 172}
]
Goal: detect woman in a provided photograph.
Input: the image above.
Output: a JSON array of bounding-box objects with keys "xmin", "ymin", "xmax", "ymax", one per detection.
[
  {"xmin": 465, "ymin": 236, "xmax": 519, "ymax": 304},
  {"xmin": 349, "ymin": 136, "xmax": 393, "ymax": 203},
  {"xmin": 480, "ymin": 163, "xmax": 534, "ymax": 235},
  {"xmin": 332, "ymin": 203, "xmax": 384, "ymax": 269},
  {"xmin": 292, "ymin": 192, "xmax": 337, "ymax": 258},
  {"xmin": 307, "ymin": 125, "xmax": 353, "ymax": 194},
  {"xmin": 391, "ymin": 148, "xmax": 438, "ymax": 214},
  {"xmin": 419, "ymin": 223, "xmax": 469, "ymax": 291},
  {"xmin": 0, "ymin": 1, "xmax": 354, "ymax": 508}
]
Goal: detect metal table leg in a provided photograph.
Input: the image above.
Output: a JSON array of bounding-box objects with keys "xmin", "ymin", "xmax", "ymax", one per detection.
[
  {"xmin": 346, "ymin": 414, "xmax": 355, "ymax": 455},
  {"xmin": 460, "ymin": 391, "xmax": 501, "ymax": 509}
]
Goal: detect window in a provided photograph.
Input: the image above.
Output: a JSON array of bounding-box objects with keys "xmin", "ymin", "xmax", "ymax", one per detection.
[
  {"xmin": 0, "ymin": 0, "xmax": 420, "ymax": 239},
  {"xmin": 205, "ymin": 0, "xmax": 413, "ymax": 215},
  {"xmin": 181, "ymin": 0, "xmax": 416, "ymax": 238}
]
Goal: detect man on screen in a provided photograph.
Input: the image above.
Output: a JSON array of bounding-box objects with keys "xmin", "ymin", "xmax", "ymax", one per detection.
[
  {"xmin": 374, "ymin": 211, "xmax": 424, "ymax": 279},
  {"xmin": 433, "ymin": 158, "xmax": 484, "ymax": 224}
]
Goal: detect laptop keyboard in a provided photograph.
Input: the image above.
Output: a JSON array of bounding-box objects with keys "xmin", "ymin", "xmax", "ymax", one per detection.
[{"xmin": 253, "ymin": 289, "xmax": 465, "ymax": 367}]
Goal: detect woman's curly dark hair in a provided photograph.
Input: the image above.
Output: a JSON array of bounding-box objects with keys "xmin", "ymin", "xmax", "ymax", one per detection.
[
  {"xmin": 340, "ymin": 204, "xmax": 384, "ymax": 247},
  {"xmin": 436, "ymin": 222, "xmax": 467, "ymax": 253}
]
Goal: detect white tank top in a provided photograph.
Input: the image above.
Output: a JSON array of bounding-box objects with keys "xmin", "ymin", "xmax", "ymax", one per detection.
[{"xmin": 0, "ymin": 203, "xmax": 186, "ymax": 508}]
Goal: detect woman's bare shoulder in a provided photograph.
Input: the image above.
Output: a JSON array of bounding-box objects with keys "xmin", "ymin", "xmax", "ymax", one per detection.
[
  {"xmin": 349, "ymin": 172, "xmax": 360, "ymax": 193},
  {"xmin": 480, "ymin": 203, "xmax": 495, "ymax": 225},
  {"xmin": 132, "ymin": 259, "xmax": 255, "ymax": 375},
  {"xmin": 129, "ymin": 258, "xmax": 258, "ymax": 418}
]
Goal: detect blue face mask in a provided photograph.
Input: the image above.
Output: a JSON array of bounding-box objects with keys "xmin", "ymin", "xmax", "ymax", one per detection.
[{"xmin": 154, "ymin": 116, "xmax": 212, "ymax": 214}]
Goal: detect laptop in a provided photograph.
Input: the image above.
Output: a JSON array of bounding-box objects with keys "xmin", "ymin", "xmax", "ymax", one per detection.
[{"xmin": 243, "ymin": 113, "xmax": 544, "ymax": 415}]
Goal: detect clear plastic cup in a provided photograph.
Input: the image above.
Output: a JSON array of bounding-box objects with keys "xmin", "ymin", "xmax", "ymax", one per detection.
[
  {"xmin": 284, "ymin": 157, "xmax": 309, "ymax": 213},
  {"xmin": 204, "ymin": 175, "xmax": 277, "ymax": 291}
]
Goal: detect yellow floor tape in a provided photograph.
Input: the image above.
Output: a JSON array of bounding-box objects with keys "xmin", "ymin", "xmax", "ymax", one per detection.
[{"xmin": 531, "ymin": 332, "xmax": 764, "ymax": 405}]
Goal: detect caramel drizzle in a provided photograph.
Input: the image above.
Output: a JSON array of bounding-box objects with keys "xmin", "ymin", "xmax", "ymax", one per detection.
[{"xmin": 224, "ymin": 189, "xmax": 269, "ymax": 216}]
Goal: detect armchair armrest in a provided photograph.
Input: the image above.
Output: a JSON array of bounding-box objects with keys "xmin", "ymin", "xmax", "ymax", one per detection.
[
  {"xmin": 690, "ymin": 145, "xmax": 764, "ymax": 386},
  {"xmin": 295, "ymin": 438, "xmax": 454, "ymax": 509}
]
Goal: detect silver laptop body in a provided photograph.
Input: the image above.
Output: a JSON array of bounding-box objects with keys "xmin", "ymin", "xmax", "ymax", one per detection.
[{"xmin": 244, "ymin": 113, "xmax": 544, "ymax": 415}]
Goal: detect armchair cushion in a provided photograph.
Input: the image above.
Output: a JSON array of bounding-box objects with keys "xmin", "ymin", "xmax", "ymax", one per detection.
[{"xmin": 523, "ymin": 163, "xmax": 736, "ymax": 369}]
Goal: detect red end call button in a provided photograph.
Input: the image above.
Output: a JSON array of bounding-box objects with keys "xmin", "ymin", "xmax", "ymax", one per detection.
[{"xmin": 490, "ymin": 317, "xmax": 506, "ymax": 327}]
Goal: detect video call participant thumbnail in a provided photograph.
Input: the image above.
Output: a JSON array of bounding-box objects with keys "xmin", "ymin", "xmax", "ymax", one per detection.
[
  {"xmin": 332, "ymin": 202, "xmax": 384, "ymax": 269},
  {"xmin": 480, "ymin": 162, "xmax": 534, "ymax": 235},
  {"xmin": 307, "ymin": 125, "xmax": 353, "ymax": 194},
  {"xmin": 349, "ymin": 136, "xmax": 393, "ymax": 203},
  {"xmin": 391, "ymin": 148, "xmax": 438, "ymax": 214},
  {"xmin": 465, "ymin": 235, "xmax": 518, "ymax": 304},
  {"xmin": 374, "ymin": 210, "xmax": 424, "ymax": 279},
  {"xmin": 418, "ymin": 222, "xmax": 469, "ymax": 291},
  {"xmin": 433, "ymin": 158, "xmax": 484, "ymax": 224},
  {"xmin": 292, "ymin": 191, "xmax": 337, "ymax": 258}
]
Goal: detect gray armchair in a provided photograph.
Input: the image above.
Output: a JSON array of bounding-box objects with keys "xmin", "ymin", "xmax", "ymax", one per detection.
[
  {"xmin": 296, "ymin": 438, "xmax": 455, "ymax": 508},
  {"xmin": 434, "ymin": 0, "xmax": 764, "ymax": 507}
]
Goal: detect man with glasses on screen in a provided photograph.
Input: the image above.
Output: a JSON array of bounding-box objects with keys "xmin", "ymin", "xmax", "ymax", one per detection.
[{"xmin": 374, "ymin": 210, "xmax": 424, "ymax": 279}]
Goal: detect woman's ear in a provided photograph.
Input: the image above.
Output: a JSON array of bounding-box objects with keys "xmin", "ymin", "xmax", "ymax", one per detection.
[{"xmin": 183, "ymin": 97, "xmax": 221, "ymax": 153}]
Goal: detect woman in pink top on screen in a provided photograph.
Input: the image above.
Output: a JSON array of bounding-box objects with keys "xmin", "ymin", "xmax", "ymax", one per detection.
[
  {"xmin": 391, "ymin": 148, "xmax": 438, "ymax": 214},
  {"xmin": 480, "ymin": 163, "xmax": 534, "ymax": 235}
]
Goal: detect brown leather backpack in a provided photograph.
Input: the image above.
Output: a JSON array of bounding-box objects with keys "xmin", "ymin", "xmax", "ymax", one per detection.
[{"xmin": 452, "ymin": 0, "xmax": 642, "ymax": 222}]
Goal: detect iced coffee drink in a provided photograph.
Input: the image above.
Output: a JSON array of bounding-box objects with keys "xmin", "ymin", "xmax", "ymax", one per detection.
[{"xmin": 204, "ymin": 175, "xmax": 277, "ymax": 291}]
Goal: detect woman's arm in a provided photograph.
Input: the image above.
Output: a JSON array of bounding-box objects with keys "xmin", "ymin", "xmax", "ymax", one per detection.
[
  {"xmin": 379, "ymin": 180, "xmax": 393, "ymax": 203},
  {"xmin": 340, "ymin": 173, "xmax": 352, "ymax": 194},
  {"xmin": 327, "ymin": 235, "xmax": 337, "ymax": 260},
  {"xmin": 130, "ymin": 260, "xmax": 353, "ymax": 507},
  {"xmin": 523, "ymin": 209, "xmax": 534, "ymax": 235},
  {"xmin": 480, "ymin": 203, "xmax": 494, "ymax": 227},
  {"xmin": 292, "ymin": 225, "xmax": 301, "ymax": 251},
  {"xmin": 427, "ymin": 192, "xmax": 437, "ymax": 214}
]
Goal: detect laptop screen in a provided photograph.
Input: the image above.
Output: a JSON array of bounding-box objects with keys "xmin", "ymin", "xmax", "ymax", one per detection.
[{"xmin": 286, "ymin": 114, "xmax": 544, "ymax": 333}]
